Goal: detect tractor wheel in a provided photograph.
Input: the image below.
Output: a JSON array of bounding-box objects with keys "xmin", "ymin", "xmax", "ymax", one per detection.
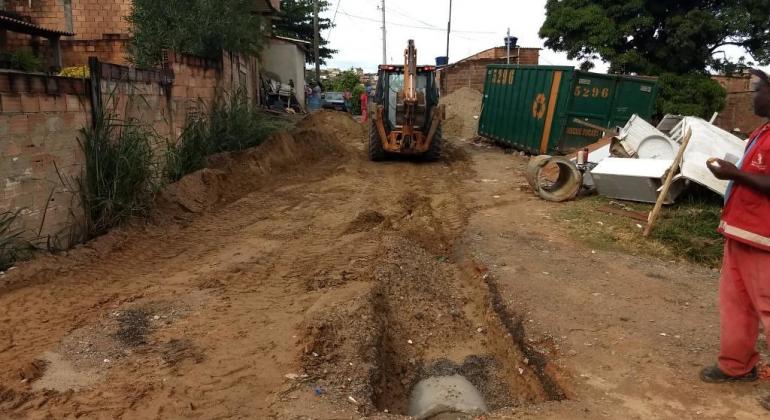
[
  {"xmin": 424, "ymin": 124, "xmax": 442, "ymax": 161},
  {"xmin": 369, "ymin": 118, "xmax": 386, "ymax": 161}
]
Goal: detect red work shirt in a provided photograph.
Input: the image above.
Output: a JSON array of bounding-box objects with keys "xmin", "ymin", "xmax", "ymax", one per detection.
[{"xmin": 719, "ymin": 122, "xmax": 770, "ymax": 251}]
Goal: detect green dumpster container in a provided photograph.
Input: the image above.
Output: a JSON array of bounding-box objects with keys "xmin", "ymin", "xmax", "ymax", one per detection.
[{"xmin": 478, "ymin": 65, "xmax": 659, "ymax": 155}]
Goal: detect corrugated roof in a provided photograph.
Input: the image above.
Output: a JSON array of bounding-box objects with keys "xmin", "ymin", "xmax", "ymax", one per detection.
[{"xmin": 0, "ymin": 14, "xmax": 74, "ymax": 37}]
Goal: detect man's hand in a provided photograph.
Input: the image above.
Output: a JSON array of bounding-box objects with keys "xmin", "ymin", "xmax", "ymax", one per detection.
[{"xmin": 708, "ymin": 158, "xmax": 742, "ymax": 180}]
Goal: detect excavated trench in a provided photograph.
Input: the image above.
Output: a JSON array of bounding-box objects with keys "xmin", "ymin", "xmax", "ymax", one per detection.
[
  {"xmin": 299, "ymin": 187, "xmax": 567, "ymax": 417},
  {"xmin": 366, "ymin": 239, "xmax": 566, "ymax": 416}
]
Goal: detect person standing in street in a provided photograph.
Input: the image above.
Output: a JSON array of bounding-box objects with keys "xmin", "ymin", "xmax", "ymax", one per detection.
[
  {"xmin": 701, "ymin": 68, "xmax": 770, "ymax": 411},
  {"xmin": 360, "ymin": 90, "xmax": 368, "ymax": 122}
]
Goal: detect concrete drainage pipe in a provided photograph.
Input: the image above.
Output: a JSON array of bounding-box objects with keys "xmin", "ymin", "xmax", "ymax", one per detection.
[
  {"xmin": 525, "ymin": 155, "xmax": 583, "ymax": 202},
  {"xmin": 408, "ymin": 375, "xmax": 488, "ymax": 420}
]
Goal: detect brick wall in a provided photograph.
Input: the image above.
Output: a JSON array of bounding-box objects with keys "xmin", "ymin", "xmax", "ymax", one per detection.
[
  {"xmin": 439, "ymin": 48, "xmax": 540, "ymax": 96},
  {"xmin": 4, "ymin": 0, "xmax": 131, "ymax": 39},
  {"xmin": 1, "ymin": 49, "xmax": 259, "ymax": 246},
  {"xmin": 3, "ymin": 0, "xmax": 132, "ymax": 67},
  {"xmin": 61, "ymin": 39, "xmax": 130, "ymax": 67},
  {"xmin": 713, "ymin": 74, "xmax": 767, "ymax": 136},
  {"xmin": 70, "ymin": 0, "xmax": 132, "ymax": 40},
  {"xmin": 466, "ymin": 47, "xmax": 540, "ymax": 62},
  {"xmin": 0, "ymin": 71, "xmax": 90, "ymax": 244}
]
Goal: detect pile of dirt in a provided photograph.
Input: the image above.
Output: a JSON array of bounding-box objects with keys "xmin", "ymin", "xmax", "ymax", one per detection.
[
  {"xmin": 156, "ymin": 110, "xmax": 365, "ymax": 218},
  {"xmin": 441, "ymin": 87, "xmax": 483, "ymax": 140}
]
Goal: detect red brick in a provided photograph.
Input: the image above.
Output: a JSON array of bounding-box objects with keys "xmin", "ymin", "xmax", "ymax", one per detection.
[
  {"xmin": 65, "ymin": 95, "xmax": 84, "ymax": 112},
  {"xmin": 20, "ymin": 94, "xmax": 40, "ymax": 113},
  {"xmin": 1, "ymin": 94, "xmax": 23, "ymax": 113}
]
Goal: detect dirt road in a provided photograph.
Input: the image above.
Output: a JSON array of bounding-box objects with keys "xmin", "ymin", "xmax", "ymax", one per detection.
[{"xmin": 1, "ymin": 111, "xmax": 767, "ymax": 419}]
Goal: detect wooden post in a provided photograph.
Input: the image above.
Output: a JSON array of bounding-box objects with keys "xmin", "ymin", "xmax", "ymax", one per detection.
[{"xmin": 644, "ymin": 128, "xmax": 693, "ymax": 237}]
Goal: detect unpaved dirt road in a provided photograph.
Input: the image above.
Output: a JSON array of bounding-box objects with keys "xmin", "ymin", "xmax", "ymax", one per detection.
[{"xmin": 1, "ymin": 111, "xmax": 768, "ymax": 419}]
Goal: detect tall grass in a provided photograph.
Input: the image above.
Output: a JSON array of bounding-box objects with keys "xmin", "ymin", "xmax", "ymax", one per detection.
[
  {"xmin": 165, "ymin": 90, "xmax": 285, "ymax": 182},
  {"xmin": 78, "ymin": 109, "xmax": 159, "ymax": 238},
  {"xmin": 165, "ymin": 112, "xmax": 211, "ymax": 182},
  {"xmin": 0, "ymin": 210, "xmax": 34, "ymax": 271}
]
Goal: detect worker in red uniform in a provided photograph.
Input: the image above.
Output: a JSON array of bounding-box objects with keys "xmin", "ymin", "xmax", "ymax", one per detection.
[
  {"xmin": 701, "ymin": 68, "xmax": 770, "ymax": 411},
  {"xmin": 360, "ymin": 90, "xmax": 368, "ymax": 122}
]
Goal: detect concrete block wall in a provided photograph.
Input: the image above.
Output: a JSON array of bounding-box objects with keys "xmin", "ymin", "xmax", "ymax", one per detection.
[
  {"xmin": 713, "ymin": 75, "xmax": 766, "ymax": 136},
  {"xmin": 0, "ymin": 71, "xmax": 90, "ymax": 244}
]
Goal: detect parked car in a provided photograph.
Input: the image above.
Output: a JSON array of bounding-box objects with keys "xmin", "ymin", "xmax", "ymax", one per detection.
[{"xmin": 322, "ymin": 92, "xmax": 348, "ymax": 112}]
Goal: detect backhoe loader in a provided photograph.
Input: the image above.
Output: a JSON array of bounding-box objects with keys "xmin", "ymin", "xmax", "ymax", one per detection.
[{"xmin": 369, "ymin": 40, "xmax": 444, "ymax": 161}]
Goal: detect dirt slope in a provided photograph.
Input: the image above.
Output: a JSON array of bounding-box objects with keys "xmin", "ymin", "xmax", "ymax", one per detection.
[{"xmin": 0, "ymin": 112, "xmax": 768, "ymax": 419}]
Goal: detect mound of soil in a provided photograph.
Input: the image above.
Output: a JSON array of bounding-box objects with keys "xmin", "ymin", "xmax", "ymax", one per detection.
[
  {"xmin": 441, "ymin": 88, "xmax": 483, "ymax": 140},
  {"xmin": 156, "ymin": 110, "xmax": 365, "ymax": 218}
]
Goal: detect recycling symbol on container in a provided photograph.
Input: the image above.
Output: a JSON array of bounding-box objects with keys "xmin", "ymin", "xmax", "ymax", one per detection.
[{"xmin": 531, "ymin": 93, "xmax": 547, "ymax": 120}]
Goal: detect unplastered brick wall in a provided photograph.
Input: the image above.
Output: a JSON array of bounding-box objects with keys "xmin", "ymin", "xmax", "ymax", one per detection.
[
  {"xmin": 0, "ymin": 72, "xmax": 90, "ymax": 244},
  {"xmin": 97, "ymin": 61, "xmax": 174, "ymax": 144},
  {"xmin": 166, "ymin": 51, "xmax": 221, "ymax": 138},
  {"xmin": 0, "ymin": 49, "xmax": 259, "ymax": 247},
  {"xmin": 439, "ymin": 48, "xmax": 540, "ymax": 96},
  {"xmin": 3, "ymin": 0, "xmax": 132, "ymax": 66},
  {"xmin": 4, "ymin": 0, "xmax": 65, "ymax": 32},
  {"xmin": 70, "ymin": 0, "xmax": 132, "ymax": 40},
  {"xmin": 713, "ymin": 74, "xmax": 767, "ymax": 136},
  {"xmin": 4, "ymin": 0, "xmax": 131, "ymax": 39},
  {"xmin": 61, "ymin": 39, "xmax": 130, "ymax": 67}
]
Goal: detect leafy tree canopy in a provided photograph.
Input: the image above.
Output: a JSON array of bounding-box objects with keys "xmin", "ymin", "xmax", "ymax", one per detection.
[
  {"xmin": 128, "ymin": 0, "xmax": 265, "ymax": 68},
  {"xmin": 274, "ymin": 0, "xmax": 337, "ymax": 65},
  {"xmin": 327, "ymin": 69, "xmax": 361, "ymax": 92},
  {"xmin": 539, "ymin": 0, "xmax": 770, "ymax": 75},
  {"xmin": 539, "ymin": 0, "xmax": 768, "ymax": 117}
]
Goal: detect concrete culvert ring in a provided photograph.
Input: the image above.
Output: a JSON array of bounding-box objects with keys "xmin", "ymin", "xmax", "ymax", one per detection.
[
  {"xmin": 525, "ymin": 155, "xmax": 552, "ymax": 191},
  {"xmin": 528, "ymin": 156, "xmax": 582, "ymax": 202}
]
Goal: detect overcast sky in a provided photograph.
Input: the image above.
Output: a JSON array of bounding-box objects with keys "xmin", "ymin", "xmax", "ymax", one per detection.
[{"xmin": 321, "ymin": 0, "xmax": 759, "ymax": 74}]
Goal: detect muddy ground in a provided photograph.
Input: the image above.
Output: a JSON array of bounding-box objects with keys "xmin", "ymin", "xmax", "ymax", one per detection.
[{"xmin": 1, "ymin": 111, "xmax": 768, "ymax": 419}]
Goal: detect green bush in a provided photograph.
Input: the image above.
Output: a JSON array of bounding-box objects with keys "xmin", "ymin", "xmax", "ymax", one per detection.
[
  {"xmin": 656, "ymin": 73, "xmax": 726, "ymax": 119},
  {"xmin": 165, "ymin": 90, "xmax": 285, "ymax": 182},
  {"xmin": 165, "ymin": 112, "xmax": 211, "ymax": 182},
  {"xmin": 0, "ymin": 49, "xmax": 43, "ymax": 72},
  {"xmin": 78, "ymin": 110, "xmax": 159, "ymax": 237},
  {"xmin": 128, "ymin": 0, "xmax": 265, "ymax": 67}
]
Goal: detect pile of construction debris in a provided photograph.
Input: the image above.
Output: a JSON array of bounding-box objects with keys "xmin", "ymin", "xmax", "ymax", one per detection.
[{"xmin": 526, "ymin": 114, "xmax": 746, "ymax": 205}]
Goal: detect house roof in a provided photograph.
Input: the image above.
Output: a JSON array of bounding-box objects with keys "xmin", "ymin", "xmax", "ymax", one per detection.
[
  {"xmin": 0, "ymin": 13, "xmax": 74, "ymax": 38},
  {"xmin": 271, "ymin": 35, "xmax": 311, "ymax": 51}
]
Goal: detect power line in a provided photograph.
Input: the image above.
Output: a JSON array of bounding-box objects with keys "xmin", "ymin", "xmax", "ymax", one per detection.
[
  {"xmin": 326, "ymin": 0, "xmax": 343, "ymax": 41},
  {"xmin": 336, "ymin": 10, "xmax": 495, "ymax": 34}
]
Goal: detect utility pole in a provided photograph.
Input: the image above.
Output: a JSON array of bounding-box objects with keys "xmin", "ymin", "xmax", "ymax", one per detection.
[
  {"xmin": 506, "ymin": 27, "xmax": 511, "ymax": 65},
  {"xmin": 314, "ymin": 0, "xmax": 321, "ymax": 87},
  {"xmin": 381, "ymin": 0, "xmax": 387, "ymax": 64},
  {"xmin": 446, "ymin": 0, "xmax": 453, "ymax": 60}
]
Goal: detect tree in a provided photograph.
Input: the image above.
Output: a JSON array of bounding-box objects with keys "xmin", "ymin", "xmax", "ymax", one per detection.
[
  {"xmin": 328, "ymin": 69, "xmax": 361, "ymax": 92},
  {"xmin": 273, "ymin": 0, "xmax": 337, "ymax": 65},
  {"xmin": 539, "ymin": 0, "xmax": 770, "ymax": 118},
  {"xmin": 127, "ymin": 0, "xmax": 266, "ymax": 68},
  {"xmin": 540, "ymin": 0, "xmax": 770, "ymax": 75}
]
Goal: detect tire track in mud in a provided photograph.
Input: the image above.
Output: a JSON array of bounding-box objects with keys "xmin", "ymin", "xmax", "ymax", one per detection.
[{"xmin": 0, "ymin": 112, "xmax": 567, "ymax": 418}]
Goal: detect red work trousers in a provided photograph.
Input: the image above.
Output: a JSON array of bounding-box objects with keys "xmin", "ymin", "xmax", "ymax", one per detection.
[{"xmin": 718, "ymin": 238, "xmax": 770, "ymax": 376}]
